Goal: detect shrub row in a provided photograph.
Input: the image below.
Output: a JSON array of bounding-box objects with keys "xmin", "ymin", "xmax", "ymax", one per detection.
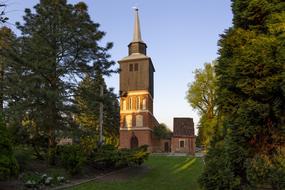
[{"xmin": 58, "ymin": 144, "xmax": 149, "ymax": 175}]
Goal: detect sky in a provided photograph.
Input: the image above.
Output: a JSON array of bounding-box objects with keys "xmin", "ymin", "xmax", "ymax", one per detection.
[{"xmin": 4, "ymin": 0, "xmax": 233, "ymax": 133}]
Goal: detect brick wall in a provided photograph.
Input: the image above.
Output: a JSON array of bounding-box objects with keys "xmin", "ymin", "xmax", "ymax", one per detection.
[
  {"xmin": 171, "ymin": 136, "xmax": 196, "ymax": 155},
  {"xmin": 119, "ymin": 130, "xmax": 153, "ymax": 151}
]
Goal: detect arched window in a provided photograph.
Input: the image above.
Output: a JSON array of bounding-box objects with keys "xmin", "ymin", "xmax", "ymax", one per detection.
[
  {"xmin": 136, "ymin": 115, "xmax": 143, "ymax": 127},
  {"xmin": 130, "ymin": 135, "xmax": 138, "ymax": 149},
  {"xmin": 136, "ymin": 97, "xmax": 141, "ymax": 110},
  {"xmin": 142, "ymin": 98, "xmax": 146, "ymax": 110},
  {"xmin": 128, "ymin": 97, "xmax": 132, "ymax": 110},
  {"xmin": 122, "ymin": 100, "xmax": 126, "ymax": 110},
  {"xmin": 125, "ymin": 115, "xmax": 132, "ymax": 128}
]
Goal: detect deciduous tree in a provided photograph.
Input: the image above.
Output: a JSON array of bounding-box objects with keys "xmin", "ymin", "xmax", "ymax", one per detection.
[{"xmin": 186, "ymin": 62, "xmax": 217, "ymax": 148}]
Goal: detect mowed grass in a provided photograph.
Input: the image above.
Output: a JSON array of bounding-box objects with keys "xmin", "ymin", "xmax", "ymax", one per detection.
[{"xmin": 70, "ymin": 155, "xmax": 204, "ymax": 190}]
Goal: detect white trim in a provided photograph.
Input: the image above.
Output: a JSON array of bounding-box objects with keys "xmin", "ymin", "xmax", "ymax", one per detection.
[
  {"xmin": 120, "ymin": 109, "xmax": 154, "ymax": 116},
  {"xmin": 120, "ymin": 127, "xmax": 153, "ymax": 131},
  {"xmin": 127, "ymin": 90, "xmax": 153, "ymax": 100}
]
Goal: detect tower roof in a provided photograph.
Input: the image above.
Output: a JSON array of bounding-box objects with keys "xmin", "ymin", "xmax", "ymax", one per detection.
[{"xmin": 132, "ymin": 7, "xmax": 144, "ymax": 43}]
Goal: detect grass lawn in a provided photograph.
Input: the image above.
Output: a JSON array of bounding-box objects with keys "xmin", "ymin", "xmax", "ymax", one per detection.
[{"xmin": 70, "ymin": 155, "xmax": 204, "ymax": 190}]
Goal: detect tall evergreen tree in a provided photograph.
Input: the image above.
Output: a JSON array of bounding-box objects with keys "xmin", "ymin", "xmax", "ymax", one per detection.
[
  {"xmin": 6, "ymin": 0, "xmax": 115, "ymax": 163},
  {"xmin": 0, "ymin": 27, "xmax": 15, "ymax": 114},
  {"xmin": 75, "ymin": 68, "xmax": 119, "ymax": 146},
  {"xmin": 200, "ymin": 1, "xmax": 285, "ymax": 189}
]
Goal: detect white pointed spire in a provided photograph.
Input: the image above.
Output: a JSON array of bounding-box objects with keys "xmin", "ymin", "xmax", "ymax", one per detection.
[{"xmin": 132, "ymin": 7, "xmax": 144, "ymax": 43}]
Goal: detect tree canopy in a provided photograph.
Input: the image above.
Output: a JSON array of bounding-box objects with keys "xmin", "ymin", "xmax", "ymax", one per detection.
[{"xmin": 2, "ymin": 0, "xmax": 118, "ymax": 165}]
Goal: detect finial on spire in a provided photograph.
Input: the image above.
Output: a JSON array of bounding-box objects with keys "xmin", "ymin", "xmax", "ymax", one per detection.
[{"xmin": 132, "ymin": 7, "xmax": 144, "ymax": 43}]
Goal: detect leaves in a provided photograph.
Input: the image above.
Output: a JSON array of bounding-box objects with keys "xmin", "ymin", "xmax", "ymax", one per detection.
[
  {"xmin": 186, "ymin": 62, "xmax": 218, "ymax": 147},
  {"xmin": 201, "ymin": 1, "xmax": 285, "ymax": 189}
]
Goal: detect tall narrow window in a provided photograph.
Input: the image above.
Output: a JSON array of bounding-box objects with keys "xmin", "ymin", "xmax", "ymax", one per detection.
[
  {"xmin": 142, "ymin": 98, "xmax": 146, "ymax": 110},
  {"xmin": 179, "ymin": 139, "xmax": 185, "ymax": 148},
  {"xmin": 136, "ymin": 97, "xmax": 140, "ymax": 110},
  {"xmin": 128, "ymin": 97, "xmax": 132, "ymax": 110},
  {"xmin": 125, "ymin": 115, "xmax": 132, "ymax": 128},
  {"xmin": 134, "ymin": 63, "xmax": 138, "ymax": 71},
  {"xmin": 129, "ymin": 64, "xmax": 133, "ymax": 71},
  {"xmin": 136, "ymin": 115, "xmax": 143, "ymax": 127},
  {"xmin": 122, "ymin": 100, "xmax": 126, "ymax": 111}
]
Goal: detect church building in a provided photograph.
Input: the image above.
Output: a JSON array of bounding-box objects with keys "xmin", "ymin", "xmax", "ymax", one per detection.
[
  {"xmin": 118, "ymin": 8, "xmax": 195, "ymax": 154},
  {"xmin": 118, "ymin": 8, "xmax": 159, "ymax": 152}
]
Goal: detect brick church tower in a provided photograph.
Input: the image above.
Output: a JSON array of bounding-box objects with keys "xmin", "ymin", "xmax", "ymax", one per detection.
[{"xmin": 118, "ymin": 8, "xmax": 159, "ymax": 151}]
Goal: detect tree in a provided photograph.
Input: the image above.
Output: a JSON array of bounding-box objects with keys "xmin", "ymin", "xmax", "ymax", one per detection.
[
  {"xmin": 75, "ymin": 68, "xmax": 119, "ymax": 148},
  {"xmin": 0, "ymin": 2, "xmax": 8, "ymax": 24},
  {"xmin": 200, "ymin": 1, "xmax": 285, "ymax": 189},
  {"xmin": 0, "ymin": 112, "xmax": 19, "ymax": 180},
  {"xmin": 5, "ymin": 0, "xmax": 115, "ymax": 164},
  {"xmin": 186, "ymin": 62, "xmax": 217, "ymax": 148},
  {"xmin": 0, "ymin": 27, "xmax": 13, "ymax": 114},
  {"xmin": 153, "ymin": 123, "xmax": 172, "ymax": 140}
]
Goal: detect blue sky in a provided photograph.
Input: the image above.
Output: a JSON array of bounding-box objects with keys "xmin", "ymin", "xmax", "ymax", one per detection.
[{"xmin": 4, "ymin": 0, "xmax": 233, "ymax": 133}]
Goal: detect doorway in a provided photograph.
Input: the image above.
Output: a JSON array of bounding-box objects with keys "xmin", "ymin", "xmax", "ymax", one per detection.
[
  {"xmin": 164, "ymin": 142, "xmax": 169, "ymax": 152},
  {"xmin": 130, "ymin": 135, "xmax": 138, "ymax": 149}
]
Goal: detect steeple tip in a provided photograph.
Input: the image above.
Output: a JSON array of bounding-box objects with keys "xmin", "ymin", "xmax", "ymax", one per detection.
[{"xmin": 132, "ymin": 7, "xmax": 144, "ymax": 43}]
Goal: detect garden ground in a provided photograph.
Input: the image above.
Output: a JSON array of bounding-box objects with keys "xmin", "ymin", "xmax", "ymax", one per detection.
[{"xmin": 69, "ymin": 155, "xmax": 204, "ymax": 190}]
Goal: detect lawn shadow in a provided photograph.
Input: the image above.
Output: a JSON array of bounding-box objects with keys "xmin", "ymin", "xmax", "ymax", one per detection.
[{"xmin": 172, "ymin": 158, "xmax": 197, "ymax": 173}]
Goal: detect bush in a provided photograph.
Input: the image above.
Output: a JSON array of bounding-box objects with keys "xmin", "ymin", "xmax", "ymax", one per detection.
[
  {"xmin": 80, "ymin": 136, "xmax": 98, "ymax": 156},
  {"xmin": 58, "ymin": 144, "xmax": 86, "ymax": 175},
  {"xmin": 91, "ymin": 144, "xmax": 149, "ymax": 170},
  {"xmin": 0, "ymin": 114, "xmax": 19, "ymax": 180},
  {"xmin": 91, "ymin": 144, "xmax": 119, "ymax": 169},
  {"xmin": 14, "ymin": 146, "xmax": 34, "ymax": 172}
]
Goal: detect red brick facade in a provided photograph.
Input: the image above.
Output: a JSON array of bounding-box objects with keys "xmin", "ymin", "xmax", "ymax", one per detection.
[
  {"xmin": 171, "ymin": 118, "xmax": 196, "ymax": 155},
  {"xmin": 171, "ymin": 137, "xmax": 196, "ymax": 155},
  {"xmin": 119, "ymin": 91, "xmax": 159, "ymax": 151}
]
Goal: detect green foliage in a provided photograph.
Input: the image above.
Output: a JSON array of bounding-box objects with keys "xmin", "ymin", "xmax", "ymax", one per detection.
[
  {"xmin": 13, "ymin": 146, "xmax": 34, "ymax": 172},
  {"xmin": 80, "ymin": 136, "xmax": 98, "ymax": 156},
  {"xmin": 196, "ymin": 115, "xmax": 219, "ymax": 148},
  {"xmin": 59, "ymin": 144, "xmax": 86, "ymax": 175},
  {"xmin": 2, "ymin": 0, "xmax": 115, "ymax": 164},
  {"xmin": 22, "ymin": 171, "xmax": 66, "ymax": 188},
  {"xmin": 91, "ymin": 144, "xmax": 149, "ymax": 170},
  {"xmin": 199, "ymin": 141, "xmax": 241, "ymax": 190},
  {"xmin": 200, "ymin": 1, "xmax": 285, "ymax": 189},
  {"xmin": 186, "ymin": 62, "xmax": 218, "ymax": 148},
  {"xmin": 153, "ymin": 123, "xmax": 172, "ymax": 139},
  {"xmin": 0, "ymin": 114, "xmax": 19, "ymax": 180},
  {"xmin": 75, "ymin": 73, "xmax": 119, "ymax": 146}
]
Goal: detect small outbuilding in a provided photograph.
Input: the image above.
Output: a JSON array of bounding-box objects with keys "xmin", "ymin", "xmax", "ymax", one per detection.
[{"xmin": 171, "ymin": 118, "xmax": 196, "ymax": 155}]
